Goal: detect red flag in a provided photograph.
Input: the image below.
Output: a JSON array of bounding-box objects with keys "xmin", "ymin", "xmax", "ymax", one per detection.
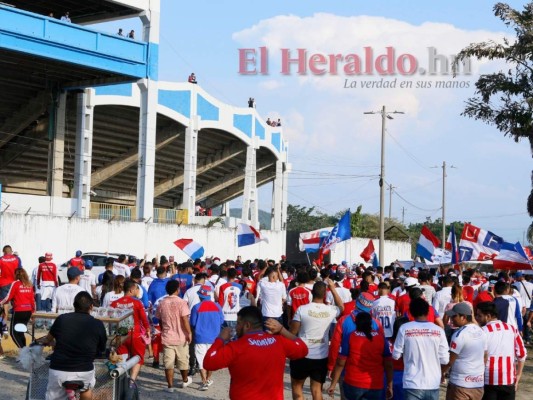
[{"xmin": 360, "ymin": 240, "xmax": 376, "ymax": 262}]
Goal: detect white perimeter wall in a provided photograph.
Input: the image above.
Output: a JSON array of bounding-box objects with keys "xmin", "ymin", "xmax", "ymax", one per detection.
[
  {"xmin": 328, "ymin": 238, "xmax": 412, "ymax": 266},
  {"xmin": 0, "ymin": 213, "xmax": 285, "ymax": 272}
]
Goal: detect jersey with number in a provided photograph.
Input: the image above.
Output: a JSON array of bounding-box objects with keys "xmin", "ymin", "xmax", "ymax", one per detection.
[{"xmin": 372, "ymin": 296, "xmax": 396, "ymax": 338}]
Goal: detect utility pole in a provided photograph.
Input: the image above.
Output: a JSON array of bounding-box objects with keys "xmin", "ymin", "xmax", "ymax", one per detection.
[
  {"xmin": 388, "ymin": 183, "xmax": 396, "ymax": 219},
  {"xmin": 441, "ymin": 161, "xmax": 446, "ymax": 248},
  {"xmin": 402, "ymin": 207, "xmax": 405, "ymax": 225},
  {"xmin": 364, "ymin": 106, "xmax": 404, "ymax": 266}
]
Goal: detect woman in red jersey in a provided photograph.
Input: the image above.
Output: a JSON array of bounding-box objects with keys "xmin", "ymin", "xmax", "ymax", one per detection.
[
  {"xmin": 0, "ymin": 268, "xmax": 35, "ymax": 347},
  {"xmin": 327, "ymin": 312, "xmax": 393, "ymax": 400}
]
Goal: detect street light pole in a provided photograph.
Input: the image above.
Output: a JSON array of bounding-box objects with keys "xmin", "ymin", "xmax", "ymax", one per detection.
[{"xmin": 364, "ymin": 106, "xmax": 404, "ymax": 266}]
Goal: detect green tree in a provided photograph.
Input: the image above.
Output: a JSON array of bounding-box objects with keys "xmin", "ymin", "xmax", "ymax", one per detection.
[
  {"xmin": 455, "ymin": 2, "xmax": 533, "ymax": 243},
  {"xmin": 286, "ymin": 204, "xmax": 337, "ymax": 232}
]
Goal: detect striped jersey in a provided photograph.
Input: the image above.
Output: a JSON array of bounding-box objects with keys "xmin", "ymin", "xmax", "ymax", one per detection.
[{"xmin": 482, "ymin": 320, "xmax": 527, "ymax": 386}]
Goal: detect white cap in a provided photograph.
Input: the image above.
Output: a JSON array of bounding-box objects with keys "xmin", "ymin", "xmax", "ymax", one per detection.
[{"xmin": 404, "ymin": 277, "xmax": 419, "ymax": 287}]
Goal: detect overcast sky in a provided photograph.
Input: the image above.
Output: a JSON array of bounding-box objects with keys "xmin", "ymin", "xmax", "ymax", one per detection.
[{"xmin": 98, "ymin": 0, "xmax": 531, "ymax": 242}]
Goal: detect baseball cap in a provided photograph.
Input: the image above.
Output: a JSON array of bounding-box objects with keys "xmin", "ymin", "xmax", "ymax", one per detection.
[
  {"xmin": 198, "ymin": 285, "xmax": 213, "ymax": 299},
  {"xmin": 514, "ymin": 272, "xmax": 524, "ymax": 278},
  {"xmin": 445, "ymin": 302, "xmax": 472, "ymax": 317},
  {"xmin": 356, "ymin": 292, "xmax": 375, "ymax": 313},
  {"xmin": 75, "ymin": 250, "xmax": 82, "ymax": 257},
  {"xmin": 404, "ymin": 277, "xmax": 419, "ymax": 288},
  {"xmin": 84, "ymin": 260, "xmax": 93, "ymax": 269},
  {"xmin": 45, "ymin": 252, "xmax": 53, "ymax": 261},
  {"xmin": 67, "ymin": 267, "xmax": 83, "ymax": 279}
]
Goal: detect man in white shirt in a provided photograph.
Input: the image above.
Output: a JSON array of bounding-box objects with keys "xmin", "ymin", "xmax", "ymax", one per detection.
[
  {"xmin": 289, "ymin": 279, "xmax": 344, "ymax": 400},
  {"xmin": 372, "ymin": 282, "xmax": 396, "ymax": 338},
  {"xmin": 393, "ymin": 297, "xmax": 449, "ymax": 400},
  {"xmin": 78, "ymin": 260, "xmax": 96, "ymax": 299},
  {"xmin": 183, "ymin": 273, "xmax": 209, "ymax": 310},
  {"xmin": 51, "ymin": 268, "xmax": 84, "ymax": 312},
  {"xmin": 475, "ymin": 301, "xmax": 527, "ymax": 400},
  {"xmin": 442, "ymin": 303, "xmax": 487, "ymax": 400},
  {"xmin": 112, "ymin": 255, "xmax": 131, "ymax": 278},
  {"xmin": 433, "ymin": 276, "xmax": 454, "ymax": 316},
  {"xmin": 257, "ymin": 266, "xmax": 286, "ymax": 323}
]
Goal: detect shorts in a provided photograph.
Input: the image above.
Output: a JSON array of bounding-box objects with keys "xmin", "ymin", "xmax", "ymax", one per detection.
[
  {"xmin": 163, "ymin": 343, "xmax": 189, "ymax": 370},
  {"xmin": 446, "ymin": 383, "xmax": 483, "ymax": 400},
  {"xmin": 117, "ymin": 335, "xmax": 146, "ymax": 365},
  {"xmin": 45, "ymin": 368, "xmax": 95, "ymax": 400},
  {"xmin": 289, "ymin": 357, "xmax": 328, "ymax": 383},
  {"xmin": 195, "ymin": 343, "xmax": 211, "ymax": 370},
  {"xmin": 0, "ymin": 284, "xmax": 11, "ymax": 302}
]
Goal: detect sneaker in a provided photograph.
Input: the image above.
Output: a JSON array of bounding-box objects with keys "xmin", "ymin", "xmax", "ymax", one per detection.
[
  {"xmin": 179, "ymin": 376, "xmax": 193, "ymax": 388},
  {"xmin": 188, "ymin": 367, "xmax": 197, "ymax": 376},
  {"xmin": 206, "ymin": 379, "xmax": 213, "ymax": 386},
  {"xmin": 199, "ymin": 383, "xmax": 209, "ymax": 391},
  {"xmin": 164, "ymin": 387, "xmax": 174, "ymax": 393},
  {"xmin": 152, "ymin": 361, "xmax": 160, "ymax": 369}
]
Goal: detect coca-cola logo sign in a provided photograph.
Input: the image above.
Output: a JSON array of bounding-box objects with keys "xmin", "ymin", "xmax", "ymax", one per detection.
[{"xmin": 465, "ymin": 375, "xmax": 484, "ymax": 383}]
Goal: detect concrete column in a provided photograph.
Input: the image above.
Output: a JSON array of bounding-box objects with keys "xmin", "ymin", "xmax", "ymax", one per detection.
[
  {"xmin": 242, "ymin": 142, "xmax": 259, "ymax": 227},
  {"xmin": 181, "ymin": 118, "xmax": 199, "ymax": 224},
  {"xmin": 281, "ymin": 162, "xmax": 290, "ymax": 230},
  {"xmin": 136, "ymin": 4, "xmax": 160, "ymax": 221},
  {"xmin": 136, "ymin": 79, "xmax": 158, "ymax": 221},
  {"xmin": 73, "ymin": 89, "xmax": 94, "ymax": 218},
  {"xmin": 50, "ymin": 91, "xmax": 66, "ymax": 199},
  {"xmin": 271, "ymin": 159, "xmax": 283, "ymax": 231}
]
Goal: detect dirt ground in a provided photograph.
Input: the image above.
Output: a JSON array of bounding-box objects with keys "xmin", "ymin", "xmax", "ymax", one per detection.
[{"xmin": 0, "ymin": 345, "xmax": 531, "ymax": 399}]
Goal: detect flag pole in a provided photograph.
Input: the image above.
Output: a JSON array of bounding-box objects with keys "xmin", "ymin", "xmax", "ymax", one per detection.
[{"xmin": 306, "ymin": 251, "xmax": 311, "ymax": 266}]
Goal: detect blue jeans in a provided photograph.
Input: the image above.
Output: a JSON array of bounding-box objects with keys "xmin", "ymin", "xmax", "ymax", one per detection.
[
  {"xmin": 39, "ymin": 298, "xmax": 52, "ymax": 312},
  {"xmin": 404, "ymin": 389, "xmax": 439, "ymax": 400},
  {"xmin": 343, "ymin": 382, "xmax": 383, "ymax": 400}
]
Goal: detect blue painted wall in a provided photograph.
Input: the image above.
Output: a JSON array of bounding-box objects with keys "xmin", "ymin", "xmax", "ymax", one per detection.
[
  {"xmin": 0, "ymin": 6, "xmax": 148, "ymax": 78},
  {"xmin": 197, "ymin": 95, "xmax": 219, "ymax": 121},
  {"xmin": 233, "ymin": 114, "xmax": 252, "ymax": 138},
  {"xmin": 255, "ymin": 118, "xmax": 265, "ymax": 140},
  {"xmin": 272, "ymin": 132, "xmax": 282, "ymax": 152},
  {"xmin": 158, "ymin": 90, "xmax": 191, "ymax": 118}
]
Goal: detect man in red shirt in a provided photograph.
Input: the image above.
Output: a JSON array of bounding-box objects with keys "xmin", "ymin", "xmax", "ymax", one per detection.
[
  {"xmin": 203, "ymin": 306, "xmax": 308, "ymax": 400},
  {"xmin": 111, "ymin": 280, "xmax": 150, "ymax": 383},
  {"xmin": 0, "ymin": 245, "xmax": 22, "ymax": 317},
  {"xmin": 36, "ymin": 252, "xmax": 58, "ymax": 312},
  {"xmin": 68, "ymin": 250, "xmax": 84, "ymax": 271},
  {"xmin": 287, "ymin": 271, "xmax": 313, "ymax": 320},
  {"xmin": 395, "ymin": 277, "xmax": 419, "ymax": 316}
]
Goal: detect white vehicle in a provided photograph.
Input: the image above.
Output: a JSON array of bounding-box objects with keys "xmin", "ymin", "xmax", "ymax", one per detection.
[{"xmin": 57, "ymin": 252, "xmax": 137, "ymax": 285}]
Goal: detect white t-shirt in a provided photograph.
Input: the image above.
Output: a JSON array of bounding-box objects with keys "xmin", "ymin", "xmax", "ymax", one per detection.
[
  {"xmin": 392, "ymin": 321, "xmax": 449, "ymax": 390},
  {"xmin": 419, "ymin": 285, "xmax": 436, "ymax": 305},
  {"xmin": 515, "ymin": 280, "xmax": 533, "ymax": 309},
  {"xmin": 372, "ymin": 296, "xmax": 396, "ymax": 338},
  {"xmin": 294, "ymin": 302, "xmax": 339, "ymax": 359},
  {"xmin": 326, "ymin": 287, "xmax": 352, "ymax": 305},
  {"xmin": 449, "ymin": 324, "xmax": 487, "ymax": 388},
  {"xmin": 79, "ymin": 270, "xmax": 96, "ymax": 294},
  {"xmin": 113, "ymin": 261, "xmax": 130, "ymax": 278},
  {"xmin": 52, "ymin": 284, "xmax": 84, "ymax": 312},
  {"xmin": 102, "ymin": 291, "xmax": 124, "ymax": 308},
  {"xmin": 141, "ymin": 276, "xmax": 154, "ymax": 291},
  {"xmin": 258, "ymin": 280, "xmax": 286, "ymax": 318},
  {"xmin": 433, "ymin": 286, "xmax": 452, "ymax": 316}
]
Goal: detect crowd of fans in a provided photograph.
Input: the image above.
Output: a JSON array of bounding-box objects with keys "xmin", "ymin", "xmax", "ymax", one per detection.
[{"xmin": 0, "ymin": 243, "xmax": 532, "ymax": 399}]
